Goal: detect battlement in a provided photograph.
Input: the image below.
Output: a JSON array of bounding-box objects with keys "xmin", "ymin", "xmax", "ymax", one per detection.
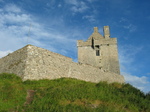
[{"xmin": 77, "ymin": 38, "xmax": 117, "ymax": 47}]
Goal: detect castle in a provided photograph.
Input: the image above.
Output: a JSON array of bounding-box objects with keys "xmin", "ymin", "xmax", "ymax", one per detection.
[
  {"xmin": 0, "ymin": 26, "xmax": 124, "ymax": 83},
  {"xmin": 78, "ymin": 26, "xmax": 120, "ymax": 74}
]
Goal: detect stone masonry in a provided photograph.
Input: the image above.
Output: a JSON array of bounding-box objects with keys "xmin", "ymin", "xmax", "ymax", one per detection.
[
  {"xmin": 77, "ymin": 26, "xmax": 120, "ymax": 74},
  {"xmin": 0, "ymin": 26, "xmax": 124, "ymax": 83}
]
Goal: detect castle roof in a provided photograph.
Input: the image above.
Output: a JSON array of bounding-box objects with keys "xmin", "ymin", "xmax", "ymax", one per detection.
[{"xmin": 88, "ymin": 27, "xmax": 104, "ymax": 40}]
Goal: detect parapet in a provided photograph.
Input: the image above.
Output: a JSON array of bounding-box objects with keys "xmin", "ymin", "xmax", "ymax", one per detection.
[
  {"xmin": 77, "ymin": 38, "xmax": 117, "ymax": 48},
  {"xmin": 77, "ymin": 40, "xmax": 91, "ymax": 47}
]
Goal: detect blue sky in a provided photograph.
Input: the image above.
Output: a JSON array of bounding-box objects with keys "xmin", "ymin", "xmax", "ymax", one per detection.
[{"xmin": 0, "ymin": 0, "xmax": 150, "ymax": 93}]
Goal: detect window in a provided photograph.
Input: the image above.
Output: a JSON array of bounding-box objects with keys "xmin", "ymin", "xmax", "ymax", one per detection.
[
  {"xmin": 95, "ymin": 45, "xmax": 99, "ymax": 49},
  {"xmin": 96, "ymin": 50, "xmax": 100, "ymax": 56},
  {"xmin": 91, "ymin": 38, "xmax": 94, "ymax": 49}
]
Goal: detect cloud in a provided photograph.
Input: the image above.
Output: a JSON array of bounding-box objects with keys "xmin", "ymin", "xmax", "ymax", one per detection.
[
  {"xmin": 123, "ymin": 24, "xmax": 137, "ymax": 32},
  {"xmin": 119, "ymin": 18, "xmax": 137, "ymax": 32},
  {"xmin": 147, "ymin": 73, "xmax": 150, "ymax": 75},
  {"xmin": 0, "ymin": 4, "xmax": 34, "ymax": 50},
  {"xmin": 4, "ymin": 4, "xmax": 21, "ymax": 13},
  {"xmin": 119, "ymin": 45, "xmax": 150, "ymax": 93},
  {"xmin": 119, "ymin": 17, "xmax": 127, "ymax": 23},
  {"xmin": 58, "ymin": 3, "xmax": 62, "ymax": 8},
  {"xmin": 66, "ymin": 0, "xmax": 78, "ymax": 5},
  {"xmin": 86, "ymin": 0, "xmax": 94, "ymax": 2},
  {"xmin": 123, "ymin": 72, "xmax": 148, "ymax": 85},
  {"xmin": 71, "ymin": 2, "xmax": 88, "ymax": 13},
  {"xmin": 82, "ymin": 15, "xmax": 96, "ymax": 22},
  {"xmin": 0, "ymin": 50, "xmax": 13, "ymax": 58},
  {"xmin": 0, "ymin": 13, "xmax": 31, "ymax": 25},
  {"xmin": 65, "ymin": 0, "xmax": 89, "ymax": 13},
  {"xmin": 0, "ymin": 4, "xmax": 78, "ymax": 59},
  {"xmin": 119, "ymin": 45, "xmax": 143, "ymax": 71},
  {"xmin": 122, "ymin": 72, "xmax": 150, "ymax": 93}
]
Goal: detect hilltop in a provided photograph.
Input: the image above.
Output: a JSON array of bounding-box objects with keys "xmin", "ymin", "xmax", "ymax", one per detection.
[{"xmin": 0, "ymin": 73, "xmax": 149, "ymax": 112}]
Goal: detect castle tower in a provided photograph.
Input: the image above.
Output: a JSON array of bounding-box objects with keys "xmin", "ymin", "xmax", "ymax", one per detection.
[{"xmin": 77, "ymin": 26, "xmax": 120, "ymax": 74}]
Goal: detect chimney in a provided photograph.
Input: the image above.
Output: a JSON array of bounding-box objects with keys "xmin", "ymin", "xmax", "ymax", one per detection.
[
  {"xmin": 94, "ymin": 27, "xmax": 98, "ymax": 33},
  {"xmin": 104, "ymin": 26, "xmax": 110, "ymax": 39}
]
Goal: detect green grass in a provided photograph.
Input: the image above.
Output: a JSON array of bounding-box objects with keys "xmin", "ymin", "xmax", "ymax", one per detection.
[{"xmin": 0, "ymin": 73, "xmax": 150, "ymax": 112}]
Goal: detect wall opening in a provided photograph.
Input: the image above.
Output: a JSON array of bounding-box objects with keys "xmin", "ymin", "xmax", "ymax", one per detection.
[
  {"xmin": 96, "ymin": 50, "xmax": 100, "ymax": 56},
  {"xmin": 95, "ymin": 45, "xmax": 99, "ymax": 49},
  {"xmin": 91, "ymin": 38, "xmax": 94, "ymax": 49}
]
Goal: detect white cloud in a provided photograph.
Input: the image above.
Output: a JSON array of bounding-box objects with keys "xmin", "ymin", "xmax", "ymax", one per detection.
[
  {"xmin": 0, "ymin": 5, "xmax": 33, "ymax": 50},
  {"xmin": 119, "ymin": 45, "xmax": 150, "ymax": 93},
  {"xmin": 119, "ymin": 45, "xmax": 143, "ymax": 72},
  {"xmin": 7, "ymin": 13, "xmax": 30, "ymax": 23},
  {"xmin": 0, "ymin": 4, "xmax": 78, "ymax": 59},
  {"xmin": 122, "ymin": 72, "xmax": 150, "ymax": 93},
  {"xmin": 86, "ymin": 0, "xmax": 93, "ymax": 2},
  {"xmin": 119, "ymin": 17, "xmax": 127, "ymax": 23},
  {"xmin": 119, "ymin": 18, "xmax": 137, "ymax": 32},
  {"xmin": 4, "ymin": 4, "xmax": 21, "ymax": 13},
  {"xmin": 124, "ymin": 24, "xmax": 137, "ymax": 32},
  {"xmin": 65, "ymin": 0, "xmax": 89, "ymax": 13},
  {"xmin": 123, "ymin": 72, "xmax": 148, "ymax": 85},
  {"xmin": 71, "ymin": 2, "xmax": 88, "ymax": 13},
  {"xmin": 147, "ymin": 73, "xmax": 150, "ymax": 75},
  {"xmin": 0, "ymin": 50, "xmax": 13, "ymax": 58},
  {"xmin": 66, "ymin": 0, "xmax": 78, "ymax": 5},
  {"xmin": 82, "ymin": 15, "xmax": 96, "ymax": 22},
  {"xmin": 58, "ymin": 4, "xmax": 62, "ymax": 8}
]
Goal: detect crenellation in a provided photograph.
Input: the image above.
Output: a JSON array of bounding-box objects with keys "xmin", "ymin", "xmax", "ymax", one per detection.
[
  {"xmin": 104, "ymin": 26, "xmax": 110, "ymax": 39},
  {"xmin": 78, "ymin": 38, "xmax": 117, "ymax": 48},
  {"xmin": 77, "ymin": 40, "xmax": 92, "ymax": 47}
]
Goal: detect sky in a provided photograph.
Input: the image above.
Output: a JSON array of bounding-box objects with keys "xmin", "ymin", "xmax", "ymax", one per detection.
[{"xmin": 0, "ymin": 0, "xmax": 150, "ymax": 93}]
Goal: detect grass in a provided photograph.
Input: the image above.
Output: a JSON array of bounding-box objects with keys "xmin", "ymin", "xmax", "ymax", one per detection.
[{"xmin": 0, "ymin": 73, "xmax": 150, "ymax": 112}]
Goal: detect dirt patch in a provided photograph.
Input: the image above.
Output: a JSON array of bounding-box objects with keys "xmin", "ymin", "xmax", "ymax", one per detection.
[{"xmin": 24, "ymin": 90, "xmax": 36, "ymax": 106}]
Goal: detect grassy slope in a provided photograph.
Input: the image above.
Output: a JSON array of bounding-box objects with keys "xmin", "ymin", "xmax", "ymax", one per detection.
[{"xmin": 0, "ymin": 73, "xmax": 150, "ymax": 112}]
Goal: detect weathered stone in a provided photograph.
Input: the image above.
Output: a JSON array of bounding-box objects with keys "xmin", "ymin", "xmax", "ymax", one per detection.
[
  {"xmin": 77, "ymin": 26, "xmax": 120, "ymax": 74},
  {"xmin": 0, "ymin": 26, "xmax": 124, "ymax": 83}
]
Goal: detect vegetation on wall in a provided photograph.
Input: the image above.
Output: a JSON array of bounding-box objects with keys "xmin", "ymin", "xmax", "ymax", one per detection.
[{"xmin": 0, "ymin": 73, "xmax": 150, "ymax": 112}]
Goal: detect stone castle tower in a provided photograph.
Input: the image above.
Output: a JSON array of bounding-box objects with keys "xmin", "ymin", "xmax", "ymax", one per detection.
[{"xmin": 77, "ymin": 26, "xmax": 120, "ymax": 74}]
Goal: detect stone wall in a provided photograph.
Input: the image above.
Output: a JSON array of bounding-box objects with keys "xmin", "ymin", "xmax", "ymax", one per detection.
[
  {"xmin": 77, "ymin": 26, "xmax": 120, "ymax": 74},
  {"xmin": 23, "ymin": 45, "xmax": 72, "ymax": 80},
  {"xmin": 0, "ymin": 45, "xmax": 124, "ymax": 83},
  {"xmin": 0, "ymin": 46, "xmax": 27, "ymax": 78}
]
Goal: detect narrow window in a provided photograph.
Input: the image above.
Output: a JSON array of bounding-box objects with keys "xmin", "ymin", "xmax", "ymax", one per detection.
[
  {"xmin": 96, "ymin": 50, "xmax": 100, "ymax": 56},
  {"xmin": 91, "ymin": 38, "xmax": 94, "ymax": 49}
]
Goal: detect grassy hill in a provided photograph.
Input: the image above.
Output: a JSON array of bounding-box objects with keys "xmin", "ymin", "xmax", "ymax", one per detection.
[{"xmin": 0, "ymin": 73, "xmax": 150, "ymax": 112}]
